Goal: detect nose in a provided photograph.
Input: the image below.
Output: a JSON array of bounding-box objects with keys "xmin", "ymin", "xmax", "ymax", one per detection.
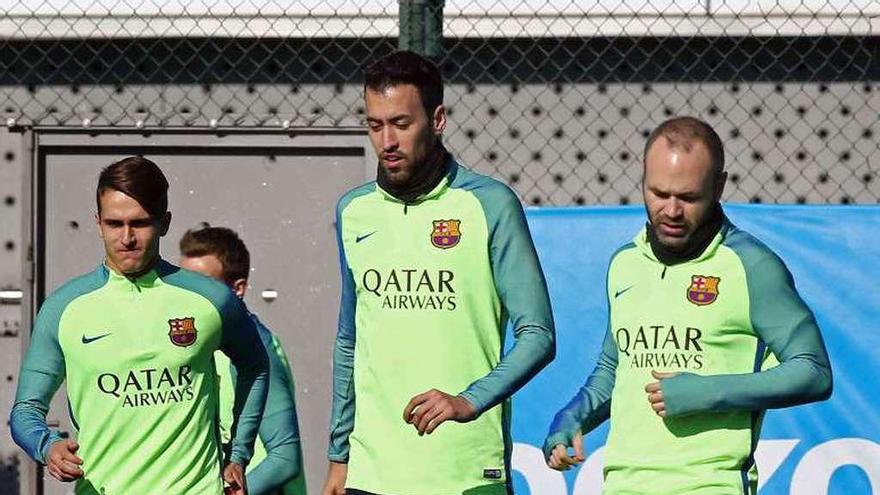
[
  {"xmin": 122, "ymin": 225, "xmax": 136, "ymax": 246},
  {"xmin": 381, "ymin": 127, "xmax": 398, "ymax": 151},
  {"xmin": 665, "ymin": 198, "xmax": 684, "ymax": 219}
]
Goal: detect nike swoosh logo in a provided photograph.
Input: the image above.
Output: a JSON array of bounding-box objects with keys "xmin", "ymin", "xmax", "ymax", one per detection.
[
  {"xmin": 81, "ymin": 333, "xmax": 111, "ymax": 344},
  {"xmin": 356, "ymin": 231, "xmax": 377, "ymax": 243},
  {"xmin": 614, "ymin": 285, "xmax": 635, "ymax": 298}
]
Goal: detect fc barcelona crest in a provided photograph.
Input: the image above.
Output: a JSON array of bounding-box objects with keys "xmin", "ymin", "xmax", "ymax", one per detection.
[
  {"xmin": 431, "ymin": 219, "xmax": 462, "ymax": 249},
  {"xmin": 168, "ymin": 317, "xmax": 198, "ymax": 347},
  {"xmin": 687, "ymin": 275, "xmax": 720, "ymax": 306}
]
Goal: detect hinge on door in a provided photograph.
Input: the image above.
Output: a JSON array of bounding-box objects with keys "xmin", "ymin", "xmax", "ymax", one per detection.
[
  {"xmin": 25, "ymin": 245, "xmax": 34, "ymax": 283},
  {"xmin": 0, "ymin": 319, "xmax": 19, "ymax": 337}
]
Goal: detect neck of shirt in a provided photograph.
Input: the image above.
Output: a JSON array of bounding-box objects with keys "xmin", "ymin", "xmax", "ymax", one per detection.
[
  {"xmin": 104, "ymin": 255, "xmax": 163, "ymax": 286},
  {"xmin": 646, "ymin": 203, "xmax": 724, "ymax": 265},
  {"xmin": 376, "ymin": 142, "xmax": 451, "ymax": 204}
]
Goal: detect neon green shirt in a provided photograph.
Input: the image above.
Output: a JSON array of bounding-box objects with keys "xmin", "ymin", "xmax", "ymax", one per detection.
[
  {"xmin": 545, "ymin": 219, "xmax": 832, "ymax": 495},
  {"xmin": 329, "ymin": 161, "xmax": 555, "ymax": 494},
  {"xmin": 11, "ymin": 261, "xmax": 269, "ymax": 495}
]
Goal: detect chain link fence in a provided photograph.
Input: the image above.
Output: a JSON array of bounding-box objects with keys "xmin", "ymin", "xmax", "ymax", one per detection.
[{"xmin": 0, "ymin": 1, "xmax": 877, "ymax": 204}]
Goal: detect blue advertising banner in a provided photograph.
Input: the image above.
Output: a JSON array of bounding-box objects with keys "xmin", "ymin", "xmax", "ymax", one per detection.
[{"xmin": 512, "ymin": 204, "xmax": 880, "ymax": 495}]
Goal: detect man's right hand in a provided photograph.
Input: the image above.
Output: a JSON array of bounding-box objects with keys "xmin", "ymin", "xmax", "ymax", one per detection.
[
  {"xmin": 546, "ymin": 431, "xmax": 585, "ymax": 471},
  {"xmin": 46, "ymin": 439, "xmax": 84, "ymax": 482},
  {"xmin": 321, "ymin": 461, "xmax": 347, "ymax": 495}
]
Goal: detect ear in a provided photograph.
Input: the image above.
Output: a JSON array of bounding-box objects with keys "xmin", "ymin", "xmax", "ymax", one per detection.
[
  {"xmin": 159, "ymin": 211, "xmax": 172, "ymax": 237},
  {"xmin": 714, "ymin": 171, "xmax": 727, "ymax": 202},
  {"xmin": 95, "ymin": 212, "xmax": 103, "ymax": 239},
  {"xmin": 431, "ymin": 105, "xmax": 447, "ymax": 136},
  {"xmin": 231, "ymin": 278, "xmax": 248, "ymax": 298}
]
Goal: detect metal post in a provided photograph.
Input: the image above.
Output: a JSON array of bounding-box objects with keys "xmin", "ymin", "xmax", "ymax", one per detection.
[
  {"xmin": 20, "ymin": 128, "xmax": 38, "ymax": 495},
  {"xmin": 398, "ymin": 0, "xmax": 444, "ymax": 58},
  {"xmin": 423, "ymin": 0, "xmax": 444, "ymax": 58}
]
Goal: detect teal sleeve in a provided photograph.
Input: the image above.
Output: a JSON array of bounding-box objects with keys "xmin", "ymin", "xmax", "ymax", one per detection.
[
  {"xmin": 459, "ymin": 183, "xmax": 555, "ymax": 414},
  {"xmin": 543, "ymin": 322, "xmax": 617, "ymax": 460},
  {"xmin": 663, "ymin": 243, "xmax": 833, "ymax": 417},
  {"xmin": 248, "ymin": 411, "xmax": 302, "ymax": 494},
  {"xmin": 246, "ymin": 328, "xmax": 301, "ymax": 494},
  {"xmin": 10, "ymin": 267, "xmax": 106, "ymax": 464},
  {"xmin": 10, "ymin": 309, "xmax": 66, "ymax": 464},
  {"xmin": 328, "ymin": 198, "xmax": 357, "ymax": 462},
  {"xmin": 219, "ymin": 296, "xmax": 270, "ymax": 465}
]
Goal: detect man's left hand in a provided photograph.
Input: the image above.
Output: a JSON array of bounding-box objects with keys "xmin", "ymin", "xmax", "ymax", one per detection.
[
  {"xmin": 223, "ymin": 461, "xmax": 247, "ymax": 495},
  {"xmin": 645, "ymin": 370, "xmax": 678, "ymax": 418},
  {"xmin": 403, "ymin": 389, "xmax": 477, "ymax": 435}
]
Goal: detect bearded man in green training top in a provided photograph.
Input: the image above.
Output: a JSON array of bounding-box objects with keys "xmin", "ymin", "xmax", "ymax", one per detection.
[
  {"xmin": 544, "ymin": 116, "xmax": 833, "ymax": 494},
  {"xmin": 322, "ymin": 51, "xmax": 556, "ymax": 495}
]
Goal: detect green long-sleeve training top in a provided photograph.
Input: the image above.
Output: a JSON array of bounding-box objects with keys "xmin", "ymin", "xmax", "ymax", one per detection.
[
  {"xmin": 545, "ymin": 218, "xmax": 832, "ymax": 495},
  {"xmin": 10, "ymin": 260, "xmax": 269, "ymax": 495},
  {"xmin": 329, "ymin": 159, "xmax": 555, "ymax": 495}
]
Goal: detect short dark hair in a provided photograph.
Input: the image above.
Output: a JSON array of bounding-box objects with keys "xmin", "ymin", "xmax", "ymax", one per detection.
[
  {"xmin": 364, "ymin": 50, "xmax": 443, "ymax": 119},
  {"xmin": 97, "ymin": 156, "xmax": 169, "ymax": 218},
  {"xmin": 644, "ymin": 116, "xmax": 725, "ymax": 177},
  {"xmin": 179, "ymin": 226, "xmax": 250, "ymax": 284}
]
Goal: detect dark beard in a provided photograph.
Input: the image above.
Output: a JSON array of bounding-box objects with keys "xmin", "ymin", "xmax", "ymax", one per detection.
[
  {"xmin": 376, "ymin": 142, "xmax": 450, "ymax": 203},
  {"xmin": 646, "ymin": 203, "xmax": 724, "ymax": 265}
]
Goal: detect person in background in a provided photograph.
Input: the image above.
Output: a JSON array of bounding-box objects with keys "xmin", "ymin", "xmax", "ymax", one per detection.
[{"xmin": 180, "ymin": 226, "xmax": 306, "ymax": 495}]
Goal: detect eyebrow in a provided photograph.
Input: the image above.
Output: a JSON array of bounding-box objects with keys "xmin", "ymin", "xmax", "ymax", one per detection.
[
  {"xmin": 649, "ymin": 186, "xmax": 702, "ymax": 198},
  {"xmin": 101, "ymin": 216, "xmax": 153, "ymax": 223},
  {"xmin": 366, "ymin": 114, "xmax": 412, "ymax": 123}
]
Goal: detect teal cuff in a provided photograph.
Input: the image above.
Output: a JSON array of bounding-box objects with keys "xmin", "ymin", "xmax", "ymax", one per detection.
[
  {"xmin": 661, "ymin": 372, "xmax": 714, "ymax": 417},
  {"xmin": 38, "ymin": 432, "xmax": 65, "ymax": 465},
  {"xmin": 458, "ymin": 327, "xmax": 554, "ymax": 414},
  {"xmin": 542, "ymin": 430, "xmax": 575, "ymax": 460}
]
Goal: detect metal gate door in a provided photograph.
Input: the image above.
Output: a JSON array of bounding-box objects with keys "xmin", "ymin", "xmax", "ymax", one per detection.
[{"xmin": 30, "ymin": 128, "xmax": 370, "ymax": 495}]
